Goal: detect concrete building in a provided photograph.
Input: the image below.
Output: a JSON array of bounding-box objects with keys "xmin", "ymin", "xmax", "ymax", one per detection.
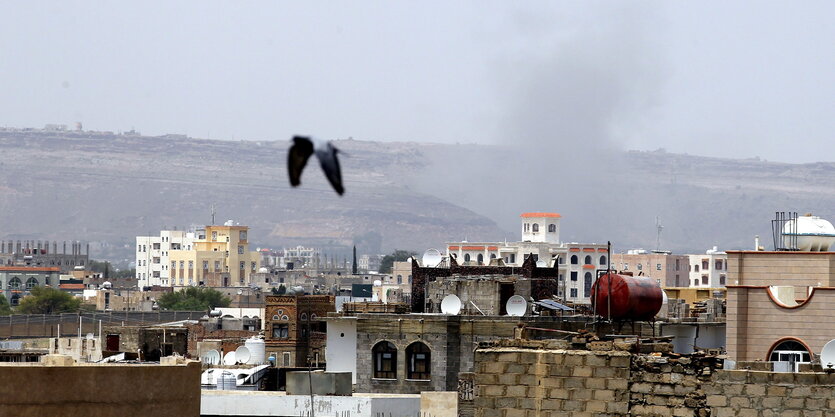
[
  {"xmin": 135, "ymin": 230, "xmax": 197, "ymax": 288},
  {"xmin": 281, "ymin": 245, "xmax": 320, "ymax": 269},
  {"xmin": 688, "ymin": 247, "xmax": 728, "ymax": 287},
  {"xmin": 0, "ymin": 239, "xmax": 89, "ymax": 273},
  {"xmin": 264, "ymin": 294, "xmax": 335, "ymax": 367},
  {"xmin": 726, "ymin": 250, "xmax": 835, "ymax": 368},
  {"xmin": 168, "ymin": 223, "xmax": 261, "ymax": 288},
  {"xmin": 444, "ymin": 213, "xmax": 608, "ymax": 304},
  {"xmin": 0, "ymin": 266, "xmax": 61, "ymax": 306},
  {"xmin": 359, "ymin": 254, "xmax": 383, "ymax": 273},
  {"xmin": 611, "ymin": 250, "xmax": 690, "ymax": 287}
]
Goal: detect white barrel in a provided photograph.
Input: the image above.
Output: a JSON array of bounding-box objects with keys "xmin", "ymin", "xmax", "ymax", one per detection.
[
  {"xmin": 215, "ymin": 371, "xmax": 237, "ymax": 390},
  {"xmin": 244, "ymin": 337, "xmax": 266, "ymax": 365}
]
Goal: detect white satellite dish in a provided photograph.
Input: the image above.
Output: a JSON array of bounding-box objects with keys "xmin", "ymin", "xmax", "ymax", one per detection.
[
  {"xmin": 820, "ymin": 339, "xmax": 835, "ymax": 369},
  {"xmin": 536, "ymin": 260, "xmax": 546, "ymax": 268},
  {"xmin": 203, "ymin": 349, "xmax": 220, "ymax": 365},
  {"xmin": 422, "ymin": 249, "xmax": 443, "ymax": 267},
  {"xmin": 661, "ymin": 289, "xmax": 669, "ymax": 305},
  {"xmin": 506, "ymin": 295, "xmax": 527, "ymax": 317},
  {"xmin": 440, "ymin": 294, "xmax": 462, "ymax": 315},
  {"xmin": 223, "ymin": 351, "xmax": 237, "ymax": 366},
  {"xmin": 235, "ymin": 346, "xmax": 251, "ymax": 364}
]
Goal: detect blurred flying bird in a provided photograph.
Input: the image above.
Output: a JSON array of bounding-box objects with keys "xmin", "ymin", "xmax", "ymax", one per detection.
[{"xmin": 288, "ymin": 135, "xmax": 344, "ymax": 195}]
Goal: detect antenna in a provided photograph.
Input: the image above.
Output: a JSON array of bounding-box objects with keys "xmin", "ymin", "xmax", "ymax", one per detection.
[
  {"xmin": 655, "ymin": 217, "xmax": 664, "ymax": 251},
  {"xmin": 211, "ymin": 204, "xmax": 216, "ymax": 225}
]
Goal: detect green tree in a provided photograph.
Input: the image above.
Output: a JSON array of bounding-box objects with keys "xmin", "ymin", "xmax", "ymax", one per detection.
[
  {"xmin": 378, "ymin": 250, "xmax": 417, "ymax": 273},
  {"xmin": 16, "ymin": 287, "xmax": 82, "ymax": 314},
  {"xmin": 157, "ymin": 287, "xmax": 231, "ymax": 311},
  {"xmin": 272, "ymin": 284, "xmax": 286, "ymax": 295},
  {"xmin": 0, "ymin": 294, "xmax": 11, "ymax": 316}
]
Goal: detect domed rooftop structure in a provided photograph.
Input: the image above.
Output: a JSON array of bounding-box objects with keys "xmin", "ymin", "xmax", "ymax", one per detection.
[{"xmin": 783, "ymin": 214, "xmax": 835, "ymax": 252}]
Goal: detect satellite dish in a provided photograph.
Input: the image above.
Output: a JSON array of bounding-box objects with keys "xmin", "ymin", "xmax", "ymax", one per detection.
[
  {"xmin": 223, "ymin": 351, "xmax": 237, "ymax": 366},
  {"xmin": 440, "ymin": 294, "xmax": 462, "ymax": 315},
  {"xmin": 506, "ymin": 295, "xmax": 527, "ymax": 317},
  {"xmin": 661, "ymin": 289, "xmax": 669, "ymax": 305},
  {"xmin": 235, "ymin": 346, "xmax": 251, "ymax": 364},
  {"xmin": 536, "ymin": 260, "xmax": 546, "ymax": 268},
  {"xmin": 820, "ymin": 339, "xmax": 835, "ymax": 369},
  {"xmin": 422, "ymin": 249, "xmax": 443, "ymax": 267},
  {"xmin": 203, "ymin": 349, "xmax": 220, "ymax": 365}
]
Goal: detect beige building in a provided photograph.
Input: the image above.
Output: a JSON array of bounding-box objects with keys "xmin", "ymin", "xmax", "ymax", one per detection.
[
  {"xmin": 169, "ymin": 224, "xmax": 261, "ymax": 287},
  {"xmin": 611, "ymin": 250, "xmax": 689, "ymax": 288},
  {"xmin": 726, "ymin": 250, "xmax": 835, "ymax": 367}
]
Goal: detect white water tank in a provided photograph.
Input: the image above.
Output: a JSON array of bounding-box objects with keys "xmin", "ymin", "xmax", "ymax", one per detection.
[
  {"xmin": 215, "ymin": 371, "xmax": 237, "ymax": 390},
  {"xmin": 783, "ymin": 215, "xmax": 835, "ymax": 251},
  {"xmin": 244, "ymin": 337, "xmax": 266, "ymax": 365}
]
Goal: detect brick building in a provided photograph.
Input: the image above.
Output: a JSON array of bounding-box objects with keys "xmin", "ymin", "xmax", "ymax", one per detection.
[{"xmin": 264, "ymin": 294, "xmax": 335, "ymax": 367}]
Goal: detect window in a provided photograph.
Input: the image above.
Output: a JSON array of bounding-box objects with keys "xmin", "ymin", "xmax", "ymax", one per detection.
[
  {"xmin": 188, "ymin": 261, "xmax": 193, "ymax": 270},
  {"xmin": 238, "ymin": 245, "xmax": 244, "ymax": 255},
  {"xmin": 179, "ymin": 261, "xmax": 185, "ymax": 269},
  {"xmin": 656, "ymin": 264, "xmax": 662, "ymax": 271},
  {"xmin": 694, "ymin": 279, "xmax": 698, "ymax": 286},
  {"xmin": 599, "ymin": 255, "xmax": 607, "ymax": 266},
  {"xmin": 8, "ymin": 277, "xmax": 21, "ymax": 289},
  {"xmin": 26, "ymin": 277, "xmax": 38, "ymax": 289},
  {"xmin": 570, "ymin": 255, "xmax": 578, "ymax": 265},
  {"xmin": 272, "ymin": 324, "xmax": 289, "ymax": 339},
  {"xmin": 251, "ymin": 262, "xmax": 256, "ymax": 272},
  {"xmin": 215, "ymin": 261, "xmax": 221, "ymax": 272},
  {"xmin": 584, "ymin": 255, "xmax": 591, "ymax": 265},
  {"xmin": 548, "ymin": 224, "xmax": 556, "ymax": 233},
  {"xmin": 406, "ymin": 342, "xmax": 431, "ymax": 380},
  {"xmin": 694, "ymin": 264, "xmax": 699, "ymax": 272},
  {"xmin": 624, "ymin": 263, "xmax": 629, "ymax": 270},
  {"xmin": 202, "ymin": 261, "xmax": 208, "ymax": 270},
  {"xmin": 240, "ymin": 261, "xmax": 245, "ymax": 270},
  {"xmin": 720, "ymin": 275, "xmax": 726, "ymax": 286},
  {"xmin": 509, "ymin": 254, "xmax": 516, "ymax": 264},
  {"xmin": 532, "ymin": 224, "xmax": 539, "ymax": 233},
  {"xmin": 464, "ymin": 254, "xmax": 471, "ymax": 262},
  {"xmin": 240, "ymin": 231, "xmax": 247, "ymax": 241},
  {"xmin": 702, "ymin": 259, "xmax": 709, "ymax": 270},
  {"xmin": 397, "ymin": 275, "xmax": 402, "ymax": 284},
  {"xmin": 477, "ymin": 254, "xmax": 484, "ymax": 264},
  {"xmin": 211, "ymin": 231, "xmax": 217, "ymax": 241},
  {"xmin": 701, "ymin": 275, "xmax": 708, "ymax": 285},
  {"xmin": 583, "ymin": 272, "xmax": 592, "ymax": 298},
  {"xmin": 524, "ymin": 223, "xmax": 529, "ymax": 232},
  {"xmin": 768, "ymin": 339, "xmax": 811, "ymax": 371},
  {"xmin": 715, "ymin": 260, "xmax": 723, "ymax": 270},
  {"xmin": 675, "ymin": 259, "xmax": 680, "ymax": 271},
  {"xmin": 570, "ymin": 288, "xmax": 578, "ymax": 298},
  {"xmin": 571, "ymin": 271, "xmax": 578, "ymax": 281},
  {"xmin": 637, "ymin": 263, "xmax": 643, "ymax": 271},
  {"xmin": 372, "ymin": 341, "xmax": 397, "ymax": 379}
]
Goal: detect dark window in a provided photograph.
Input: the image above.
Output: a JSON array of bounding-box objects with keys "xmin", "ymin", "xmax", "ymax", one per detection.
[
  {"xmin": 715, "ymin": 260, "xmax": 723, "ymax": 270},
  {"xmin": 373, "ymin": 341, "xmax": 397, "ymax": 379},
  {"xmin": 599, "ymin": 255, "xmax": 607, "ymax": 266},
  {"xmin": 571, "ymin": 271, "xmax": 578, "ymax": 281},
  {"xmin": 583, "ymin": 272, "xmax": 592, "ymax": 298},
  {"xmin": 532, "ymin": 224, "xmax": 539, "ymax": 233},
  {"xmin": 570, "ymin": 255, "xmax": 578, "ymax": 265},
  {"xmin": 272, "ymin": 324, "xmax": 289, "ymax": 339},
  {"xmin": 477, "ymin": 254, "xmax": 484, "ymax": 265},
  {"xmin": 584, "ymin": 255, "xmax": 591, "ymax": 265},
  {"xmin": 720, "ymin": 275, "xmax": 726, "ymax": 286},
  {"xmin": 406, "ymin": 342, "xmax": 431, "ymax": 380},
  {"xmin": 548, "ymin": 224, "xmax": 556, "ymax": 233},
  {"xmin": 464, "ymin": 254, "xmax": 471, "ymax": 262},
  {"xmin": 570, "ymin": 288, "xmax": 578, "ymax": 298},
  {"xmin": 701, "ymin": 275, "xmax": 708, "ymax": 285}
]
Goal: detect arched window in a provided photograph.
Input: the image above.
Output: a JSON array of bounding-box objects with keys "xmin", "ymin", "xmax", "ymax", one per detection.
[
  {"xmin": 583, "ymin": 272, "xmax": 593, "ymax": 298},
  {"xmin": 490, "ymin": 254, "xmax": 496, "ymax": 259},
  {"xmin": 548, "ymin": 224, "xmax": 556, "ymax": 233},
  {"xmin": 464, "ymin": 254, "xmax": 471, "ymax": 262},
  {"xmin": 372, "ymin": 341, "xmax": 397, "ymax": 379},
  {"xmin": 26, "ymin": 277, "xmax": 38, "ymax": 289},
  {"xmin": 397, "ymin": 275, "xmax": 402, "ymax": 284},
  {"xmin": 768, "ymin": 339, "xmax": 812, "ymax": 371},
  {"xmin": 8, "ymin": 277, "xmax": 21, "ymax": 289},
  {"xmin": 406, "ymin": 342, "xmax": 431, "ymax": 380},
  {"xmin": 599, "ymin": 255, "xmax": 607, "ymax": 266},
  {"xmin": 584, "ymin": 255, "xmax": 592, "ymax": 265},
  {"xmin": 570, "ymin": 255, "xmax": 578, "ymax": 265},
  {"xmin": 532, "ymin": 224, "xmax": 539, "ymax": 233},
  {"xmin": 477, "ymin": 254, "xmax": 484, "ymax": 265}
]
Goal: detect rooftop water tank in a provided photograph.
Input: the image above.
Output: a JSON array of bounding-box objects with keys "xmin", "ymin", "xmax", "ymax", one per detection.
[
  {"xmin": 215, "ymin": 371, "xmax": 237, "ymax": 390},
  {"xmin": 244, "ymin": 337, "xmax": 265, "ymax": 365},
  {"xmin": 591, "ymin": 273, "xmax": 663, "ymax": 321},
  {"xmin": 783, "ymin": 214, "xmax": 835, "ymax": 251}
]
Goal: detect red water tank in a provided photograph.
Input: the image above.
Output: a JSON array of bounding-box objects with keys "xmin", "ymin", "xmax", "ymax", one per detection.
[{"xmin": 591, "ymin": 273, "xmax": 663, "ymax": 321}]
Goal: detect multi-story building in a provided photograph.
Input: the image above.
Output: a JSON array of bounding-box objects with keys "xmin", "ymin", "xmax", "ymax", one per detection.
[
  {"xmin": 0, "ymin": 266, "xmax": 61, "ymax": 306},
  {"xmin": 358, "ymin": 254, "xmax": 383, "ymax": 273},
  {"xmin": 611, "ymin": 249, "xmax": 690, "ymax": 288},
  {"xmin": 687, "ymin": 247, "xmax": 728, "ymax": 287},
  {"xmin": 264, "ymin": 294, "xmax": 335, "ymax": 367},
  {"xmin": 0, "ymin": 240, "xmax": 89, "ymax": 273},
  {"xmin": 444, "ymin": 213, "xmax": 608, "ymax": 304},
  {"xmin": 168, "ymin": 223, "xmax": 261, "ymax": 288},
  {"xmin": 281, "ymin": 246, "xmax": 320, "ymax": 269},
  {"xmin": 135, "ymin": 230, "xmax": 198, "ymax": 288}
]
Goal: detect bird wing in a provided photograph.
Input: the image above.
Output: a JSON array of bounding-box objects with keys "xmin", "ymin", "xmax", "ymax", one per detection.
[
  {"xmin": 288, "ymin": 136, "xmax": 314, "ymax": 187},
  {"xmin": 316, "ymin": 143, "xmax": 345, "ymax": 195}
]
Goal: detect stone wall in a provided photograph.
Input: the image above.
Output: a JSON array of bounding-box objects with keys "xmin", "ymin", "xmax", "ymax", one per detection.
[{"xmin": 706, "ymin": 370, "xmax": 835, "ymax": 417}]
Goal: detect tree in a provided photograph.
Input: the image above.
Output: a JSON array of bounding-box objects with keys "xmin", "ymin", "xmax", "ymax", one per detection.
[
  {"xmin": 16, "ymin": 287, "xmax": 82, "ymax": 314},
  {"xmin": 378, "ymin": 250, "xmax": 417, "ymax": 273},
  {"xmin": 157, "ymin": 287, "xmax": 231, "ymax": 311},
  {"xmin": 0, "ymin": 295, "xmax": 11, "ymax": 316},
  {"xmin": 272, "ymin": 284, "xmax": 286, "ymax": 295}
]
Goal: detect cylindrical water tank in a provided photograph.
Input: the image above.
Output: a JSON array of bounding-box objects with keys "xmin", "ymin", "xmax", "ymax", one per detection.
[
  {"xmin": 591, "ymin": 273, "xmax": 663, "ymax": 321},
  {"xmin": 215, "ymin": 371, "xmax": 237, "ymax": 390},
  {"xmin": 244, "ymin": 337, "xmax": 265, "ymax": 365},
  {"xmin": 783, "ymin": 215, "xmax": 835, "ymax": 251}
]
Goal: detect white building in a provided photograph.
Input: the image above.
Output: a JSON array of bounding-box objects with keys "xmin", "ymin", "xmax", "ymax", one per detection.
[
  {"xmin": 445, "ymin": 212, "xmax": 608, "ymax": 304},
  {"xmin": 281, "ymin": 246, "xmax": 320, "ymax": 269},
  {"xmin": 135, "ymin": 230, "xmax": 198, "ymax": 288},
  {"xmin": 687, "ymin": 247, "xmax": 728, "ymax": 287}
]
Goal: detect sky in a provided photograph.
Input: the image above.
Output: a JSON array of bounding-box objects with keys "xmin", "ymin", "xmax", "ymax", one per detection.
[{"xmin": 0, "ymin": 1, "xmax": 832, "ymax": 163}]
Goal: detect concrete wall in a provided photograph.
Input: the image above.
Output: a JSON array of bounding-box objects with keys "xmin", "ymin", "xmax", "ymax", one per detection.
[
  {"xmin": 326, "ymin": 318, "xmax": 357, "ymax": 383},
  {"xmin": 201, "ymin": 391, "xmax": 420, "ymax": 417},
  {"xmin": 0, "ymin": 361, "xmax": 200, "ymax": 417}
]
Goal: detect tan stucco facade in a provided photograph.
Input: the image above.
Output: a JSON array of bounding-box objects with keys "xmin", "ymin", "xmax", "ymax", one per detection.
[{"xmin": 169, "ymin": 225, "xmax": 260, "ymax": 287}]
